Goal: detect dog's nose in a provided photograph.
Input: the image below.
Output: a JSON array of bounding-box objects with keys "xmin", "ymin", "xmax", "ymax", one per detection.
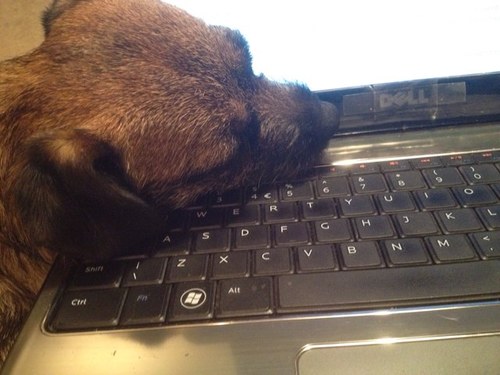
[{"xmin": 319, "ymin": 101, "xmax": 339, "ymax": 134}]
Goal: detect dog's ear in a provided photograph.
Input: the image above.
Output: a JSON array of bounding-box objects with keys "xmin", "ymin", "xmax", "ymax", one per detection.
[
  {"xmin": 10, "ymin": 130, "xmax": 164, "ymax": 259},
  {"xmin": 42, "ymin": 0, "xmax": 81, "ymax": 36}
]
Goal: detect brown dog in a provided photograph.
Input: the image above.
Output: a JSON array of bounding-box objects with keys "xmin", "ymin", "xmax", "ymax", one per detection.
[{"xmin": 0, "ymin": 0, "xmax": 337, "ymax": 363}]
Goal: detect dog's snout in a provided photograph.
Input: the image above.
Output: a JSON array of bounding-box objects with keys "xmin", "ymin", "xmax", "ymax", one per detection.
[{"xmin": 319, "ymin": 101, "xmax": 339, "ymax": 134}]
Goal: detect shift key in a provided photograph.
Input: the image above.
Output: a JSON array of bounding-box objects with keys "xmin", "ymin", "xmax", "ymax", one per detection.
[{"xmin": 51, "ymin": 289, "xmax": 126, "ymax": 330}]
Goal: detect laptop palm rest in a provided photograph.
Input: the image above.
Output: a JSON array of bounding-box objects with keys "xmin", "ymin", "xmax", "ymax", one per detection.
[{"xmin": 297, "ymin": 334, "xmax": 500, "ymax": 375}]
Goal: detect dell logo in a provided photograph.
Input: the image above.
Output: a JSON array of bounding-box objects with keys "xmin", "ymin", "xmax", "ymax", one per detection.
[{"xmin": 379, "ymin": 88, "xmax": 430, "ymax": 109}]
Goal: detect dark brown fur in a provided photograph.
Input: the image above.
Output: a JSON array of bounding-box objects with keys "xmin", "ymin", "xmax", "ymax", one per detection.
[{"xmin": 0, "ymin": 0, "xmax": 337, "ymax": 364}]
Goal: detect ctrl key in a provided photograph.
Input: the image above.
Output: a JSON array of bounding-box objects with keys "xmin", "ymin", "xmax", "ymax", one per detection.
[{"xmin": 51, "ymin": 289, "xmax": 126, "ymax": 331}]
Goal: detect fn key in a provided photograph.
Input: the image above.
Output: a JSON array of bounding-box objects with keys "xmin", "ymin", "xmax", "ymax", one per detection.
[{"xmin": 51, "ymin": 289, "xmax": 126, "ymax": 330}]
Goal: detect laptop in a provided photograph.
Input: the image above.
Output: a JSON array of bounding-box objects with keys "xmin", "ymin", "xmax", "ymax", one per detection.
[{"xmin": 3, "ymin": 1, "xmax": 500, "ymax": 374}]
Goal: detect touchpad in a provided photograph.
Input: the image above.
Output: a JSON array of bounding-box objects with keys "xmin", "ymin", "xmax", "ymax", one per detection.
[{"xmin": 297, "ymin": 335, "xmax": 500, "ymax": 375}]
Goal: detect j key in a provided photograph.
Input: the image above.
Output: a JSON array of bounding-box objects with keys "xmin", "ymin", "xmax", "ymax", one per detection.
[
  {"xmin": 301, "ymin": 199, "xmax": 336, "ymax": 219},
  {"xmin": 168, "ymin": 282, "xmax": 213, "ymax": 322},
  {"xmin": 226, "ymin": 205, "xmax": 260, "ymax": 227},
  {"xmin": 211, "ymin": 252, "xmax": 249, "ymax": 279},
  {"xmin": 51, "ymin": 289, "xmax": 126, "ymax": 330},
  {"xmin": 383, "ymin": 238, "xmax": 429, "ymax": 265},
  {"xmin": 422, "ymin": 167, "xmax": 465, "ymax": 187},
  {"xmin": 386, "ymin": 171, "xmax": 427, "ymax": 191},
  {"xmin": 277, "ymin": 262, "xmax": 500, "ymax": 311},
  {"xmin": 339, "ymin": 241, "xmax": 383, "ymax": 269},
  {"xmin": 470, "ymin": 231, "xmax": 500, "ymax": 258},
  {"xmin": 415, "ymin": 189, "xmax": 457, "ymax": 210},
  {"xmin": 254, "ymin": 248, "xmax": 292, "ymax": 275},
  {"xmin": 193, "ymin": 229, "xmax": 230, "ymax": 253},
  {"xmin": 339, "ymin": 195, "xmax": 376, "ymax": 217},
  {"xmin": 453, "ymin": 185, "xmax": 497, "ymax": 207},
  {"xmin": 234, "ymin": 226, "xmax": 270, "ymax": 249},
  {"xmin": 314, "ymin": 219, "xmax": 353, "ymax": 243},
  {"xmin": 189, "ymin": 208, "xmax": 224, "ymax": 229},
  {"xmin": 394, "ymin": 212, "xmax": 440, "ymax": 236},
  {"xmin": 297, "ymin": 245, "xmax": 336, "ymax": 272},
  {"xmin": 426, "ymin": 234, "xmax": 477, "ymax": 262},
  {"xmin": 264, "ymin": 202, "xmax": 299, "ymax": 223},
  {"xmin": 354, "ymin": 216, "xmax": 395, "ymax": 240},
  {"xmin": 279, "ymin": 181, "xmax": 314, "ymax": 201},
  {"xmin": 123, "ymin": 258, "xmax": 167, "ymax": 286},
  {"xmin": 69, "ymin": 262, "xmax": 124, "ymax": 290},
  {"xmin": 120, "ymin": 285, "xmax": 170, "ymax": 326},
  {"xmin": 274, "ymin": 222, "xmax": 310, "ymax": 246},
  {"xmin": 377, "ymin": 191, "xmax": 415, "ymax": 213},
  {"xmin": 167, "ymin": 255, "xmax": 207, "ymax": 282},
  {"xmin": 351, "ymin": 174, "xmax": 387, "ymax": 194},
  {"xmin": 459, "ymin": 164, "xmax": 500, "ymax": 184},
  {"xmin": 436, "ymin": 209, "xmax": 483, "ymax": 233},
  {"xmin": 217, "ymin": 277, "xmax": 273, "ymax": 318},
  {"xmin": 476, "ymin": 205, "xmax": 500, "ymax": 229},
  {"xmin": 316, "ymin": 177, "xmax": 350, "ymax": 197}
]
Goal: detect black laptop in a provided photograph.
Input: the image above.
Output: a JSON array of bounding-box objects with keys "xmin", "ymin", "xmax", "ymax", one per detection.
[{"xmin": 3, "ymin": 1, "xmax": 500, "ymax": 374}]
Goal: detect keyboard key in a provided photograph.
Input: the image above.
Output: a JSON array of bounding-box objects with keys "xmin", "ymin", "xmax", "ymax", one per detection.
[
  {"xmin": 422, "ymin": 167, "xmax": 465, "ymax": 187},
  {"xmin": 383, "ymin": 239, "xmax": 429, "ymax": 265},
  {"xmin": 211, "ymin": 252, "xmax": 249, "ymax": 279},
  {"xmin": 168, "ymin": 282, "xmax": 214, "ymax": 322},
  {"xmin": 254, "ymin": 248, "xmax": 292, "ymax": 275},
  {"xmin": 394, "ymin": 212, "xmax": 440, "ymax": 236},
  {"xmin": 354, "ymin": 216, "xmax": 395, "ymax": 240},
  {"xmin": 436, "ymin": 209, "xmax": 483, "ymax": 233},
  {"xmin": 209, "ymin": 189, "xmax": 241, "ymax": 207},
  {"xmin": 217, "ymin": 277, "xmax": 273, "ymax": 318},
  {"xmin": 379, "ymin": 160, "xmax": 411, "ymax": 172},
  {"xmin": 245, "ymin": 185, "xmax": 278, "ymax": 204},
  {"xmin": 69, "ymin": 262, "xmax": 124, "ymax": 290},
  {"xmin": 264, "ymin": 202, "xmax": 299, "ymax": 223},
  {"xmin": 386, "ymin": 171, "xmax": 427, "ymax": 191},
  {"xmin": 442, "ymin": 154, "xmax": 474, "ymax": 166},
  {"xmin": 340, "ymin": 241, "xmax": 383, "ymax": 269},
  {"xmin": 470, "ymin": 231, "xmax": 500, "ymax": 258},
  {"xmin": 277, "ymin": 262, "xmax": 500, "ymax": 311},
  {"xmin": 377, "ymin": 191, "xmax": 415, "ymax": 213},
  {"xmin": 476, "ymin": 205, "xmax": 500, "ymax": 229},
  {"xmin": 316, "ymin": 177, "xmax": 350, "ymax": 197},
  {"xmin": 459, "ymin": 164, "xmax": 500, "ymax": 184},
  {"xmin": 234, "ymin": 226, "xmax": 270, "ymax": 249},
  {"xmin": 167, "ymin": 255, "xmax": 207, "ymax": 282},
  {"xmin": 411, "ymin": 157, "xmax": 443, "ymax": 169},
  {"xmin": 193, "ymin": 229, "xmax": 230, "ymax": 253},
  {"xmin": 350, "ymin": 163, "xmax": 380, "ymax": 174},
  {"xmin": 473, "ymin": 151, "xmax": 500, "ymax": 163},
  {"xmin": 339, "ymin": 195, "xmax": 376, "ymax": 217},
  {"xmin": 351, "ymin": 174, "xmax": 387, "ymax": 194},
  {"xmin": 297, "ymin": 245, "xmax": 337, "ymax": 272},
  {"xmin": 453, "ymin": 185, "xmax": 497, "ymax": 207},
  {"xmin": 415, "ymin": 189, "xmax": 457, "ymax": 210},
  {"xmin": 120, "ymin": 285, "xmax": 170, "ymax": 325},
  {"xmin": 301, "ymin": 199, "xmax": 336, "ymax": 219},
  {"xmin": 51, "ymin": 289, "xmax": 126, "ymax": 330},
  {"xmin": 226, "ymin": 205, "xmax": 260, "ymax": 227},
  {"xmin": 427, "ymin": 234, "xmax": 477, "ymax": 262},
  {"xmin": 274, "ymin": 222, "xmax": 310, "ymax": 246},
  {"xmin": 314, "ymin": 219, "xmax": 353, "ymax": 243},
  {"xmin": 279, "ymin": 181, "xmax": 314, "ymax": 201},
  {"xmin": 123, "ymin": 258, "xmax": 167, "ymax": 286},
  {"xmin": 157, "ymin": 232, "xmax": 190, "ymax": 256},
  {"xmin": 189, "ymin": 208, "xmax": 224, "ymax": 229}
]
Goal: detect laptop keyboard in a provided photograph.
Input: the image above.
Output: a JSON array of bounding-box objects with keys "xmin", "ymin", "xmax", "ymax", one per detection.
[{"xmin": 48, "ymin": 151, "xmax": 500, "ymax": 331}]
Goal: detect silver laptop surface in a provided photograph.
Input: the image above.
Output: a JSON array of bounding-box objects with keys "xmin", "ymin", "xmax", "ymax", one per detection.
[{"xmin": 3, "ymin": 1, "xmax": 500, "ymax": 374}]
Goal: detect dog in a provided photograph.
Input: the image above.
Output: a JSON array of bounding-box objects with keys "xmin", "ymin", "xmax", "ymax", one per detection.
[{"xmin": 0, "ymin": 0, "xmax": 337, "ymax": 363}]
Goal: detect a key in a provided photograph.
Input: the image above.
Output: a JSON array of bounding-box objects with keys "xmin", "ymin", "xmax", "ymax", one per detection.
[
  {"xmin": 217, "ymin": 277, "xmax": 273, "ymax": 318},
  {"xmin": 156, "ymin": 231, "xmax": 191, "ymax": 256},
  {"xmin": 120, "ymin": 285, "xmax": 170, "ymax": 325}
]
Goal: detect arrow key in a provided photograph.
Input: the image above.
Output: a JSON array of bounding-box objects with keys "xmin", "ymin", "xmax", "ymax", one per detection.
[
  {"xmin": 471, "ymin": 231, "xmax": 500, "ymax": 258},
  {"xmin": 216, "ymin": 277, "xmax": 273, "ymax": 318}
]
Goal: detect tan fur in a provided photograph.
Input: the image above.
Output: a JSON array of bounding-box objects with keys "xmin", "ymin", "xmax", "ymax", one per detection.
[{"xmin": 0, "ymin": 0, "xmax": 337, "ymax": 364}]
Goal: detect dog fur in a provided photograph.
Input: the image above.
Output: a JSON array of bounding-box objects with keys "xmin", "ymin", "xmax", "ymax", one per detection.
[{"xmin": 0, "ymin": 0, "xmax": 337, "ymax": 363}]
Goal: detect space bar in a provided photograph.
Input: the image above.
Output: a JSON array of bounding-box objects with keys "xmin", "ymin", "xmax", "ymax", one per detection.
[{"xmin": 278, "ymin": 261, "xmax": 500, "ymax": 311}]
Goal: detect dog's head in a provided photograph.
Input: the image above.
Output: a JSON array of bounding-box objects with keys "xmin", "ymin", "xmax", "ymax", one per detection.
[{"xmin": 2, "ymin": 0, "xmax": 338, "ymax": 259}]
